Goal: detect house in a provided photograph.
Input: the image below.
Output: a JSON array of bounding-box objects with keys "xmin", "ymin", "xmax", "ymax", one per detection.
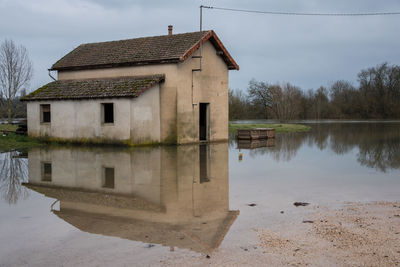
[
  {"xmin": 23, "ymin": 143, "xmax": 239, "ymax": 253},
  {"xmin": 21, "ymin": 26, "xmax": 239, "ymax": 145}
]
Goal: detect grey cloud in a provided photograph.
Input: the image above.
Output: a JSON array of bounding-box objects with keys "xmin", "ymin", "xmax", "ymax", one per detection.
[{"xmin": 0, "ymin": 0, "xmax": 399, "ymax": 92}]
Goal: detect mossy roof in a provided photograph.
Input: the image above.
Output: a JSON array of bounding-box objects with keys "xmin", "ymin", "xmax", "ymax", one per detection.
[
  {"xmin": 50, "ymin": 30, "xmax": 239, "ymax": 71},
  {"xmin": 21, "ymin": 75, "xmax": 165, "ymax": 101}
]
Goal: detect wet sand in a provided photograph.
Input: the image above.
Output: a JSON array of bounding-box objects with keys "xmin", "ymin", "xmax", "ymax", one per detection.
[{"xmin": 162, "ymin": 202, "xmax": 400, "ymax": 266}]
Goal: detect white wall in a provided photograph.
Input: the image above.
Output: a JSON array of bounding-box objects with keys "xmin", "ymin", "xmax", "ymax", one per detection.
[
  {"xmin": 131, "ymin": 83, "xmax": 161, "ymax": 144},
  {"xmin": 27, "ymin": 84, "xmax": 161, "ymax": 144}
]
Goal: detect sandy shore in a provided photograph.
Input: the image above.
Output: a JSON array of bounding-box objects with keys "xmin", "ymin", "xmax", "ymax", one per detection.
[{"xmin": 162, "ymin": 202, "xmax": 400, "ymax": 266}]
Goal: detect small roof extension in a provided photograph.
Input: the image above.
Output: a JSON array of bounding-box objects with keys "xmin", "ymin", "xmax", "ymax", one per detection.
[
  {"xmin": 21, "ymin": 75, "xmax": 165, "ymax": 101},
  {"xmin": 50, "ymin": 30, "xmax": 239, "ymax": 71}
]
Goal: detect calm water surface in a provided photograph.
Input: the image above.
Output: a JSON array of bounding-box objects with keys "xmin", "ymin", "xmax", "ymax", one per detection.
[{"xmin": 0, "ymin": 122, "xmax": 399, "ymax": 266}]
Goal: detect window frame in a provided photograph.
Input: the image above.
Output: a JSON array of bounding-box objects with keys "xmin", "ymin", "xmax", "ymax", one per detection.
[
  {"xmin": 101, "ymin": 103, "xmax": 115, "ymax": 124},
  {"xmin": 40, "ymin": 104, "xmax": 51, "ymax": 124}
]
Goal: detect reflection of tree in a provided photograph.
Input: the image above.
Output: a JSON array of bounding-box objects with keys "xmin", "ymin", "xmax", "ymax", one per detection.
[
  {"xmin": 325, "ymin": 123, "xmax": 400, "ymax": 172},
  {"xmin": 233, "ymin": 122, "xmax": 400, "ymax": 171},
  {"xmin": 358, "ymin": 141, "xmax": 400, "ymax": 172},
  {"xmin": 247, "ymin": 132, "xmax": 308, "ymax": 162},
  {"xmin": 0, "ymin": 151, "xmax": 29, "ymax": 204}
]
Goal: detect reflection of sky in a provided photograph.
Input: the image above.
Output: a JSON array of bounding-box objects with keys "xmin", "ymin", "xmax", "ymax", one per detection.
[
  {"xmin": 229, "ymin": 129, "xmax": 400, "ymax": 216},
  {"xmin": 1, "ymin": 123, "xmax": 400, "ymax": 265}
]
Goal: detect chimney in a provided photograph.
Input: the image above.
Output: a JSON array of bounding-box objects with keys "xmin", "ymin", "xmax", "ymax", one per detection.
[{"xmin": 168, "ymin": 25, "xmax": 173, "ymax": 36}]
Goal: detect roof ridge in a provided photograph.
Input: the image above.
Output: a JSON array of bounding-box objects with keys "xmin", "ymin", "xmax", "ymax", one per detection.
[
  {"xmin": 56, "ymin": 74, "xmax": 165, "ymax": 82},
  {"xmin": 79, "ymin": 30, "xmax": 211, "ymax": 47}
]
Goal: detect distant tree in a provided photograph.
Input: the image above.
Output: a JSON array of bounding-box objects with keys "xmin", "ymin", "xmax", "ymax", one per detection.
[
  {"xmin": 358, "ymin": 62, "xmax": 400, "ymax": 118},
  {"xmin": 230, "ymin": 63, "xmax": 400, "ymax": 121},
  {"xmin": 329, "ymin": 80, "xmax": 360, "ymax": 118},
  {"xmin": 247, "ymin": 80, "xmax": 302, "ymax": 121},
  {"xmin": 271, "ymin": 83, "xmax": 303, "ymax": 121},
  {"xmin": 313, "ymin": 86, "xmax": 330, "ymax": 119},
  {"xmin": 247, "ymin": 79, "xmax": 274, "ymax": 119},
  {"xmin": 229, "ymin": 89, "xmax": 265, "ymax": 120},
  {"xmin": 0, "ymin": 39, "xmax": 32, "ymax": 123}
]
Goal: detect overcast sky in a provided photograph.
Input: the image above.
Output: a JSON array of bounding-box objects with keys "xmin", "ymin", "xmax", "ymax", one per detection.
[{"xmin": 1, "ymin": 0, "xmax": 399, "ymax": 93}]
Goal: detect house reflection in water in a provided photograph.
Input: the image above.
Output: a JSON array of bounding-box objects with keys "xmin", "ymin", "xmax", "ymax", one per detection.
[{"xmin": 23, "ymin": 143, "xmax": 238, "ymax": 254}]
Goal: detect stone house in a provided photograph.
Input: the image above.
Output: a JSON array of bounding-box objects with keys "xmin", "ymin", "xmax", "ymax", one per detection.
[{"xmin": 22, "ymin": 26, "xmax": 239, "ymax": 145}]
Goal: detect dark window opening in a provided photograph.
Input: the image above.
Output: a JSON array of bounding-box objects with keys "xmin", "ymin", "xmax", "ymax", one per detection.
[
  {"xmin": 41, "ymin": 104, "xmax": 51, "ymax": 123},
  {"xmin": 103, "ymin": 103, "xmax": 114, "ymax": 123},
  {"xmin": 41, "ymin": 162, "xmax": 52, "ymax": 182},
  {"xmin": 199, "ymin": 145, "xmax": 210, "ymax": 183},
  {"xmin": 199, "ymin": 103, "xmax": 209, "ymax": 141},
  {"xmin": 103, "ymin": 167, "xmax": 115, "ymax": 188}
]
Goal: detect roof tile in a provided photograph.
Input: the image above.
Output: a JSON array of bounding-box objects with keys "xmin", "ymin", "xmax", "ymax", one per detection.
[{"xmin": 21, "ymin": 75, "xmax": 165, "ymax": 101}]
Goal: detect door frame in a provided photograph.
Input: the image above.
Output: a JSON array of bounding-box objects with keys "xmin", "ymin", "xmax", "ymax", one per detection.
[{"xmin": 199, "ymin": 103, "xmax": 210, "ymax": 141}]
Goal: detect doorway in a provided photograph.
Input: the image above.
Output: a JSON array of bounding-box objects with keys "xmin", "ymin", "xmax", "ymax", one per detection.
[{"xmin": 199, "ymin": 103, "xmax": 209, "ymax": 141}]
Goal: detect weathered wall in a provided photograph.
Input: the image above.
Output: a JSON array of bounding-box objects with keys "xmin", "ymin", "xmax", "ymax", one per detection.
[
  {"xmin": 55, "ymin": 39, "xmax": 230, "ymax": 144},
  {"xmin": 131, "ymin": 84, "xmax": 161, "ymax": 144},
  {"xmin": 28, "ymin": 98, "xmax": 130, "ymax": 140},
  {"xmin": 176, "ymin": 41, "xmax": 229, "ymax": 143},
  {"xmin": 58, "ymin": 64, "xmax": 178, "ymax": 143},
  {"xmin": 26, "ymin": 84, "xmax": 160, "ymax": 143}
]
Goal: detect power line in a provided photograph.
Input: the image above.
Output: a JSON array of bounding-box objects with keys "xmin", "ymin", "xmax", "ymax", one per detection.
[{"xmin": 200, "ymin": 5, "xmax": 400, "ymax": 16}]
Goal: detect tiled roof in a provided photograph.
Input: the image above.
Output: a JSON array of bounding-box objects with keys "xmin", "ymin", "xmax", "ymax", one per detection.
[
  {"xmin": 51, "ymin": 30, "xmax": 239, "ymax": 71},
  {"xmin": 21, "ymin": 75, "xmax": 165, "ymax": 101}
]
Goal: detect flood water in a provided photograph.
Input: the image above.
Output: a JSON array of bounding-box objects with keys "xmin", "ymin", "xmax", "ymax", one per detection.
[{"xmin": 1, "ymin": 122, "xmax": 399, "ymax": 266}]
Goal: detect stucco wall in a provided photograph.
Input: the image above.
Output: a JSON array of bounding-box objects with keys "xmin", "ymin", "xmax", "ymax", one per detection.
[
  {"xmin": 131, "ymin": 83, "xmax": 161, "ymax": 144},
  {"xmin": 177, "ymin": 41, "xmax": 229, "ymax": 143},
  {"xmin": 55, "ymin": 39, "xmax": 230, "ymax": 144},
  {"xmin": 58, "ymin": 64, "xmax": 178, "ymax": 143},
  {"xmin": 27, "ymin": 84, "xmax": 161, "ymax": 143}
]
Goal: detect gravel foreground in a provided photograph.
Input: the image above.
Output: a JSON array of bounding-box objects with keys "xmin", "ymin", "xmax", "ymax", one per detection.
[{"xmin": 162, "ymin": 202, "xmax": 400, "ymax": 266}]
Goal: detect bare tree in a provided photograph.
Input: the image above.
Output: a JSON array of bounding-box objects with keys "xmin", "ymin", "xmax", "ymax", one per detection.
[
  {"xmin": 247, "ymin": 79, "xmax": 274, "ymax": 119},
  {"xmin": 248, "ymin": 80, "xmax": 303, "ymax": 121},
  {"xmin": 0, "ymin": 39, "xmax": 32, "ymax": 123}
]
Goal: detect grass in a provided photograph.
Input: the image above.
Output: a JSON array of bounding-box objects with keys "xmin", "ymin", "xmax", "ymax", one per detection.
[
  {"xmin": 229, "ymin": 123, "xmax": 311, "ymax": 133},
  {"xmin": 0, "ymin": 133, "xmax": 43, "ymax": 152},
  {"xmin": 0, "ymin": 123, "xmax": 45, "ymax": 152},
  {"xmin": 0, "ymin": 124, "xmax": 18, "ymax": 132}
]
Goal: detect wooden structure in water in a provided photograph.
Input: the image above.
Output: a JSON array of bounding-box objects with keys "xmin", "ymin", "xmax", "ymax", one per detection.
[
  {"xmin": 237, "ymin": 139, "xmax": 275, "ymax": 149},
  {"xmin": 237, "ymin": 128, "xmax": 275, "ymax": 140}
]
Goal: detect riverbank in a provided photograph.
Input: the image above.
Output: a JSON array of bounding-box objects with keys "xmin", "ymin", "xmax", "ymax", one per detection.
[
  {"xmin": 161, "ymin": 201, "xmax": 400, "ymax": 266},
  {"xmin": 1, "ymin": 123, "xmax": 311, "ymax": 151},
  {"xmin": 229, "ymin": 123, "xmax": 311, "ymax": 133},
  {"xmin": 0, "ymin": 133, "xmax": 43, "ymax": 152},
  {"xmin": 0, "ymin": 124, "xmax": 42, "ymax": 152}
]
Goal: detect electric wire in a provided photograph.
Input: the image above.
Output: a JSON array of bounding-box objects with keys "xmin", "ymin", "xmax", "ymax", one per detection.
[{"xmin": 200, "ymin": 5, "xmax": 400, "ymax": 16}]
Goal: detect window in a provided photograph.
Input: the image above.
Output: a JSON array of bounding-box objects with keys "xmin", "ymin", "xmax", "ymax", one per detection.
[
  {"xmin": 41, "ymin": 162, "xmax": 52, "ymax": 182},
  {"xmin": 40, "ymin": 104, "xmax": 51, "ymax": 123},
  {"xmin": 102, "ymin": 103, "xmax": 114, "ymax": 123},
  {"xmin": 103, "ymin": 167, "xmax": 115, "ymax": 188}
]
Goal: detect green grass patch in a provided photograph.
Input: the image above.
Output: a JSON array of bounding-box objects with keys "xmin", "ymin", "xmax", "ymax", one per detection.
[
  {"xmin": 229, "ymin": 123, "xmax": 311, "ymax": 133},
  {"xmin": 0, "ymin": 133, "xmax": 43, "ymax": 152},
  {"xmin": 0, "ymin": 124, "xmax": 18, "ymax": 132}
]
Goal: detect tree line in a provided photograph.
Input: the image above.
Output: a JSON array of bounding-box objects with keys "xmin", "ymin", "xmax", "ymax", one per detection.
[{"xmin": 230, "ymin": 63, "xmax": 400, "ymax": 121}]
